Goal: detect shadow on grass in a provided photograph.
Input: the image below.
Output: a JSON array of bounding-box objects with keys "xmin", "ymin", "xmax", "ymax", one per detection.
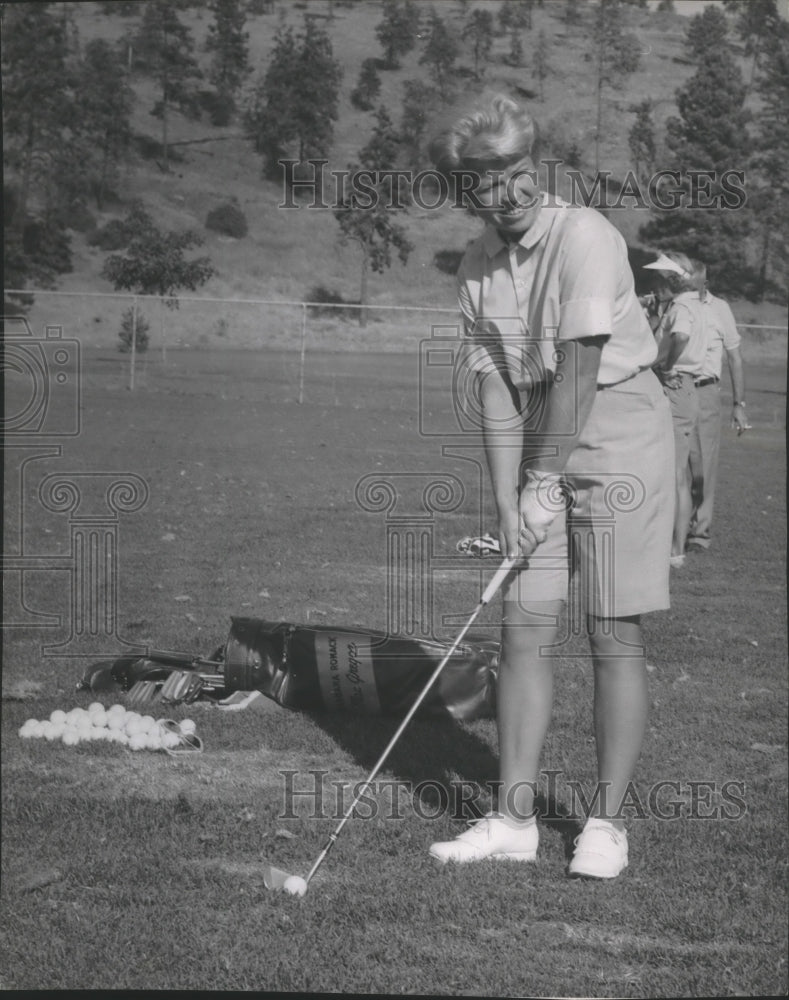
[{"xmin": 304, "ymin": 709, "xmax": 582, "ymax": 854}]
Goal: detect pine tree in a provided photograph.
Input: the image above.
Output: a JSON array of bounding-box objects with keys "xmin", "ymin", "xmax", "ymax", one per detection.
[
  {"xmin": 533, "ymin": 30, "xmax": 550, "ymax": 101},
  {"xmin": 73, "ymin": 39, "xmax": 135, "ymax": 210},
  {"xmin": 334, "ymin": 108, "xmax": 413, "ymax": 327},
  {"xmin": 399, "ymin": 79, "xmax": 438, "ymax": 168},
  {"xmin": 462, "ymin": 9, "xmax": 494, "ymax": 79},
  {"xmin": 375, "ymin": 0, "xmax": 420, "ymax": 69},
  {"xmin": 205, "ymin": 0, "xmax": 250, "ymax": 108},
  {"xmin": 628, "ymin": 100, "xmax": 656, "ymax": 185},
  {"xmin": 639, "ymin": 36, "xmax": 753, "ymax": 294},
  {"xmin": 685, "ymin": 6, "xmax": 730, "ymax": 62},
  {"xmin": 419, "ymin": 11, "xmax": 460, "ymax": 101},
  {"xmin": 591, "ymin": 0, "xmax": 641, "ymax": 173},
  {"xmin": 2, "ymin": 2, "xmax": 74, "ymax": 221},
  {"xmin": 246, "ymin": 16, "xmax": 343, "ymax": 180},
  {"xmin": 134, "ymin": 2, "xmax": 202, "ymax": 172},
  {"xmin": 508, "ymin": 29, "xmax": 524, "ymax": 67},
  {"xmin": 351, "ymin": 58, "xmax": 382, "ymax": 112},
  {"xmin": 749, "ymin": 18, "xmax": 789, "ymax": 299}
]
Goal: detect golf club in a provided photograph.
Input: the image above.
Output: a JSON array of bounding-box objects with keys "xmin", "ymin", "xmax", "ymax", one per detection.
[{"xmin": 262, "ymin": 554, "xmax": 518, "ymax": 896}]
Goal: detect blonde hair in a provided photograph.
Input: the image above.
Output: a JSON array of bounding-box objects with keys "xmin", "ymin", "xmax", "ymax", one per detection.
[{"xmin": 429, "ymin": 93, "xmax": 537, "ymax": 174}]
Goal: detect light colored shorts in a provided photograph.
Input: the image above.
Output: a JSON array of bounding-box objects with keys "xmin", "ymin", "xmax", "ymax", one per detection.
[{"xmin": 504, "ymin": 369, "xmax": 674, "ymax": 619}]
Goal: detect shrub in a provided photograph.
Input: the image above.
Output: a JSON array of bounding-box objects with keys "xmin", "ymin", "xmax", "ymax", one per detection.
[
  {"xmin": 118, "ymin": 307, "xmax": 150, "ymax": 353},
  {"xmin": 205, "ymin": 201, "xmax": 248, "ymax": 238},
  {"xmin": 88, "ymin": 218, "xmax": 131, "ymax": 252},
  {"xmin": 62, "ymin": 201, "xmax": 96, "ymax": 233},
  {"xmin": 306, "ymin": 284, "xmax": 358, "ymax": 319}
]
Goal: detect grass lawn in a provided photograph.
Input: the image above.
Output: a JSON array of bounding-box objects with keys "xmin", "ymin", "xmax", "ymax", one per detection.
[{"xmin": 1, "ymin": 342, "xmax": 786, "ymax": 995}]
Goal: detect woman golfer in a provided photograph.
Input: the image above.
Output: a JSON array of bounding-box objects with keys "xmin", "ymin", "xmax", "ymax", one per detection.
[
  {"xmin": 642, "ymin": 250, "xmax": 707, "ymax": 568},
  {"xmin": 427, "ymin": 94, "xmax": 674, "ymax": 878}
]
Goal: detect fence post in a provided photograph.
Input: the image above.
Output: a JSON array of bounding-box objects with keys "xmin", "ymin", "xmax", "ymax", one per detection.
[
  {"xmin": 161, "ymin": 297, "xmax": 167, "ymax": 363},
  {"xmin": 298, "ymin": 302, "xmax": 307, "ymax": 405},
  {"xmin": 129, "ymin": 296, "xmax": 137, "ymax": 392}
]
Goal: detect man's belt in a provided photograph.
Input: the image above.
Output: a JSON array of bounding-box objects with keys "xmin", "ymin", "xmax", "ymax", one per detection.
[{"xmin": 694, "ymin": 376, "xmax": 720, "ymax": 388}]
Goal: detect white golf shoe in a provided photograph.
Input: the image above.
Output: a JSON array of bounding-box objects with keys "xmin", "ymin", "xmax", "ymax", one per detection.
[
  {"xmin": 429, "ymin": 814, "xmax": 539, "ymax": 865},
  {"xmin": 568, "ymin": 818, "xmax": 628, "ymax": 879}
]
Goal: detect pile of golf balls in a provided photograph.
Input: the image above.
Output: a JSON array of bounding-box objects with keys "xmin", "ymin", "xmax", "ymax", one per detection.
[{"xmin": 18, "ymin": 702, "xmax": 197, "ymax": 752}]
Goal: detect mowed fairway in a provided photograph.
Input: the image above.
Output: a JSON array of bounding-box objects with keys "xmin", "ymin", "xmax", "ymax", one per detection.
[{"xmin": 2, "ymin": 342, "xmax": 787, "ymax": 996}]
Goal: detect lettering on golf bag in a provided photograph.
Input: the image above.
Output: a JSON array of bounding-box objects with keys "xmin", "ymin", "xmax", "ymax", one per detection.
[{"xmin": 222, "ymin": 617, "xmax": 500, "ymax": 720}]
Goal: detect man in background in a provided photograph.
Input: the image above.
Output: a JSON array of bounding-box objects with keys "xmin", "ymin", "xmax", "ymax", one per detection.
[{"xmin": 687, "ymin": 260, "xmax": 750, "ymax": 552}]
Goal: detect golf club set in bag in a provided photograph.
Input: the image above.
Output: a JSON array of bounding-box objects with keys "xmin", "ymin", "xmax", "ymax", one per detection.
[{"xmin": 78, "ymin": 555, "xmax": 517, "ymax": 894}]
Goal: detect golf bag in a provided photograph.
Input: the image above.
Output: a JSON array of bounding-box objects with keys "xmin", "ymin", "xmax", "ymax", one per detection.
[{"xmin": 221, "ymin": 617, "xmax": 500, "ymax": 720}]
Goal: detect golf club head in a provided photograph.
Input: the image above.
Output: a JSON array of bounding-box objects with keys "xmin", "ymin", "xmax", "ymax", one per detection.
[{"xmin": 262, "ymin": 862, "xmax": 295, "ymax": 891}]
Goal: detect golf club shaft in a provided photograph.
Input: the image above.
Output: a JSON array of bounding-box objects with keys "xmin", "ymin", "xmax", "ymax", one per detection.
[{"xmin": 304, "ymin": 555, "xmax": 517, "ymax": 884}]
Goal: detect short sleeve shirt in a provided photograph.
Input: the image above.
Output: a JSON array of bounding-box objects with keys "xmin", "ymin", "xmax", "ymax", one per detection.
[
  {"xmin": 699, "ymin": 292, "xmax": 741, "ymax": 379},
  {"xmin": 653, "ymin": 291, "xmax": 707, "ymax": 377},
  {"xmin": 456, "ymin": 195, "xmax": 657, "ymax": 388}
]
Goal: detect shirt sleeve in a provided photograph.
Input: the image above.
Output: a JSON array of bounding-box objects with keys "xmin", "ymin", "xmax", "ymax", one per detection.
[
  {"xmin": 557, "ymin": 213, "xmax": 616, "ymax": 341},
  {"xmin": 718, "ymin": 298, "xmax": 742, "ymax": 351},
  {"xmin": 667, "ymin": 301, "xmax": 693, "ymax": 340},
  {"xmin": 457, "ymin": 263, "xmax": 491, "ymax": 372}
]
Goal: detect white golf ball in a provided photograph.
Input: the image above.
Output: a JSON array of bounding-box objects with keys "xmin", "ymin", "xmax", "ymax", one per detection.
[
  {"xmin": 145, "ymin": 733, "xmax": 162, "ymax": 751},
  {"xmin": 66, "ymin": 709, "xmax": 83, "ymax": 726},
  {"xmin": 125, "ymin": 716, "xmax": 143, "ymax": 737},
  {"xmin": 179, "ymin": 719, "xmax": 196, "ymax": 736},
  {"xmin": 19, "ymin": 720, "xmax": 38, "ymax": 738},
  {"xmin": 107, "ymin": 713, "xmax": 125, "ymax": 731},
  {"xmin": 89, "ymin": 709, "xmax": 108, "ymax": 728},
  {"xmin": 129, "ymin": 733, "xmax": 147, "ymax": 751},
  {"xmin": 88, "ymin": 701, "xmax": 104, "ymax": 713},
  {"xmin": 29, "ymin": 721, "xmax": 46, "ymax": 738},
  {"xmin": 283, "ymin": 876, "xmax": 307, "ymax": 897},
  {"xmin": 62, "ymin": 729, "xmax": 80, "ymax": 747},
  {"xmin": 138, "ymin": 715, "xmax": 156, "ymax": 734},
  {"xmin": 50, "ymin": 709, "xmax": 67, "ymax": 725},
  {"xmin": 108, "ymin": 703, "xmax": 125, "ymax": 715},
  {"xmin": 42, "ymin": 722, "xmax": 59, "ymax": 741}
]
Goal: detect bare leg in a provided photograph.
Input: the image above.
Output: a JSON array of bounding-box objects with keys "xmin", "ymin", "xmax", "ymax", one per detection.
[
  {"xmin": 496, "ymin": 599, "xmax": 563, "ymax": 821},
  {"xmin": 587, "ymin": 614, "xmax": 649, "ymax": 830},
  {"xmin": 673, "ymin": 452, "xmax": 693, "ymax": 557}
]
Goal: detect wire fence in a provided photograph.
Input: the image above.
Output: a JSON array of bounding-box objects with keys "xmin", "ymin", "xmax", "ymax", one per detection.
[{"xmin": 5, "ymin": 288, "xmax": 786, "ymax": 403}]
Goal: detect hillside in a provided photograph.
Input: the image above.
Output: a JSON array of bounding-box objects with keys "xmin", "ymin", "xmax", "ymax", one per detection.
[{"xmin": 15, "ymin": 0, "xmax": 789, "ymax": 346}]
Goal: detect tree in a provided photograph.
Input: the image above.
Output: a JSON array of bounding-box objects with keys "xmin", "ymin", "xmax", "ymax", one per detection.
[
  {"xmin": 533, "ymin": 30, "xmax": 550, "ymax": 101},
  {"xmin": 462, "ymin": 9, "xmax": 494, "ymax": 79},
  {"xmin": 375, "ymin": 0, "xmax": 420, "ymax": 69},
  {"xmin": 246, "ymin": 16, "xmax": 342, "ymax": 179},
  {"xmin": 399, "ymin": 79, "xmax": 438, "ymax": 168},
  {"xmin": 134, "ymin": 2, "xmax": 202, "ymax": 172},
  {"xmin": 685, "ymin": 6, "xmax": 730, "ymax": 63},
  {"xmin": 628, "ymin": 100, "xmax": 656, "ymax": 185},
  {"xmin": 749, "ymin": 19, "xmax": 789, "ymax": 299},
  {"xmin": 351, "ymin": 58, "xmax": 382, "ymax": 112},
  {"xmin": 508, "ymin": 28, "xmax": 524, "ymax": 68},
  {"xmin": 73, "ymin": 39, "xmax": 135, "ymax": 210},
  {"xmin": 205, "ymin": 0, "xmax": 250, "ymax": 112},
  {"xmin": 102, "ymin": 202, "xmax": 215, "ymax": 303},
  {"xmin": 419, "ymin": 11, "xmax": 460, "ymax": 101},
  {"xmin": 334, "ymin": 108, "xmax": 413, "ymax": 326},
  {"xmin": 723, "ymin": 0, "xmax": 781, "ymax": 95},
  {"xmin": 564, "ymin": 0, "xmax": 582, "ymax": 25},
  {"xmin": 639, "ymin": 39, "xmax": 753, "ymax": 295},
  {"xmin": 590, "ymin": 0, "xmax": 641, "ymax": 173},
  {"xmin": 1, "ymin": 2, "xmax": 74, "ymax": 221}
]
